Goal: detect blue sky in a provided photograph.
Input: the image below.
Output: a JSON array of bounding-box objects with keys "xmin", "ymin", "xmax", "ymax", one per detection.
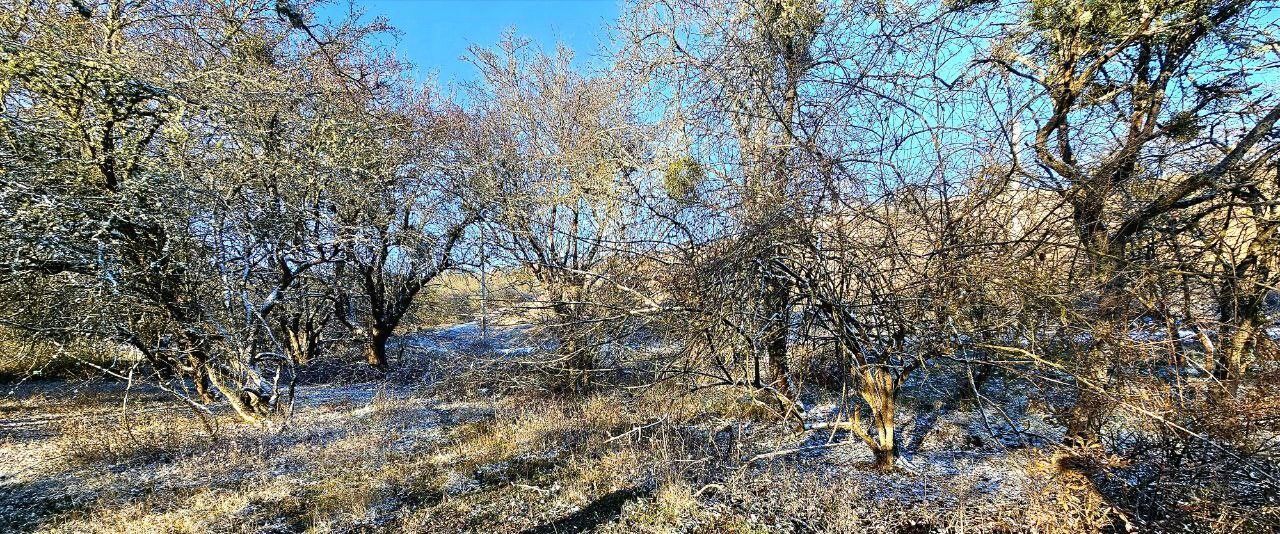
[{"xmin": 324, "ymin": 0, "xmax": 621, "ymax": 84}]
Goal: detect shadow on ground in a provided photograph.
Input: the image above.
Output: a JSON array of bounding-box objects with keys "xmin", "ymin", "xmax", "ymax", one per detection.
[
  {"xmin": 0, "ymin": 475, "xmax": 92, "ymax": 533},
  {"xmin": 519, "ymin": 486, "xmax": 651, "ymax": 534}
]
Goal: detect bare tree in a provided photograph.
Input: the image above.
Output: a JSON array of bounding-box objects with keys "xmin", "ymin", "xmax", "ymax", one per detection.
[
  {"xmin": 966, "ymin": 0, "xmax": 1280, "ymax": 443},
  {"xmin": 0, "ymin": 0, "xmax": 418, "ymax": 420},
  {"xmin": 464, "ymin": 35, "xmax": 651, "ymax": 391},
  {"xmin": 329, "ymin": 95, "xmax": 476, "ymax": 370}
]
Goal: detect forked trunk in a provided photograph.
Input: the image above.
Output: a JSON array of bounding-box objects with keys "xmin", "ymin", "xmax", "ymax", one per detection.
[
  {"xmin": 205, "ymin": 366, "xmax": 267, "ymax": 424},
  {"xmin": 281, "ymin": 313, "xmax": 324, "ymax": 366}
]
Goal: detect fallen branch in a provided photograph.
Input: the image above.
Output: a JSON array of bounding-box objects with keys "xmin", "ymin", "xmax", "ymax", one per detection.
[
  {"xmin": 515, "ymin": 483, "xmax": 551, "ymax": 494},
  {"xmin": 604, "ymin": 418, "xmax": 665, "ymax": 443},
  {"xmin": 803, "ymin": 421, "xmax": 855, "ymax": 431},
  {"xmin": 745, "ymin": 442, "xmax": 843, "ymax": 463}
]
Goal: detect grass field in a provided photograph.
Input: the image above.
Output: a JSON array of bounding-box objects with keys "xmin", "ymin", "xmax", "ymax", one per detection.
[{"xmin": 0, "ymin": 329, "xmax": 1129, "ymax": 533}]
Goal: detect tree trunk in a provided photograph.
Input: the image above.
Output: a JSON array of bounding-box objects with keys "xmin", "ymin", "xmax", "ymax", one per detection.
[
  {"xmin": 364, "ymin": 326, "xmax": 392, "ymax": 370},
  {"xmin": 1215, "ymin": 221, "xmax": 1274, "ymax": 398},
  {"xmin": 859, "ymin": 367, "xmax": 897, "ymax": 470},
  {"xmin": 1064, "ymin": 365, "xmax": 1110, "ymax": 446},
  {"xmin": 763, "ymin": 275, "xmax": 792, "ymax": 403},
  {"xmin": 1216, "ymin": 316, "xmax": 1258, "ymax": 398},
  {"xmin": 551, "ymin": 293, "xmax": 592, "ymax": 394},
  {"xmin": 281, "ymin": 312, "xmax": 324, "ymax": 366},
  {"xmin": 567, "ymin": 337, "xmax": 593, "ymax": 393},
  {"xmin": 192, "ymin": 366, "xmax": 216, "ymax": 404},
  {"xmin": 872, "ymin": 446, "xmax": 894, "ymax": 470},
  {"xmin": 1065, "ymin": 237, "xmax": 1125, "ymax": 447},
  {"xmin": 179, "ymin": 338, "xmax": 217, "ymax": 404},
  {"xmin": 958, "ymin": 363, "xmax": 993, "ymax": 401}
]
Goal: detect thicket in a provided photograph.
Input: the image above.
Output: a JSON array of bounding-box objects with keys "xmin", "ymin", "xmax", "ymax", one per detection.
[{"xmin": 3, "ymin": 0, "xmax": 1279, "ymax": 529}]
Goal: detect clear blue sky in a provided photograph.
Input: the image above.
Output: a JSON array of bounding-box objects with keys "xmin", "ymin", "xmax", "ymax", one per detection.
[{"xmin": 323, "ymin": 0, "xmax": 620, "ymax": 84}]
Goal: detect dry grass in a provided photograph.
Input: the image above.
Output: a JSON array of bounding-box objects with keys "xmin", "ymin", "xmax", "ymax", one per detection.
[
  {"xmin": 404, "ymin": 268, "xmax": 541, "ymax": 329},
  {"xmin": 0, "ymin": 375, "xmax": 1168, "ymax": 533}
]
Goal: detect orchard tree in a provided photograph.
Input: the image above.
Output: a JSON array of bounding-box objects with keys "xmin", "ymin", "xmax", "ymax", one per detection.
[
  {"xmin": 465, "ymin": 36, "xmax": 651, "ymax": 391},
  {"xmin": 0, "ymin": 0, "xmax": 421, "ymax": 420}
]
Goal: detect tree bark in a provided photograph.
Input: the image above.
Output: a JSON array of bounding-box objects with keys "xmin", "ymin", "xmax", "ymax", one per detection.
[
  {"xmin": 205, "ymin": 365, "xmax": 266, "ymax": 424},
  {"xmin": 364, "ymin": 325, "xmax": 392, "ymax": 370},
  {"xmin": 859, "ymin": 367, "xmax": 897, "ymax": 470},
  {"xmin": 1214, "ymin": 215, "xmax": 1276, "ymax": 398},
  {"xmin": 763, "ymin": 274, "xmax": 793, "ymax": 403},
  {"xmin": 1216, "ymin": 312, "xmax": 1259, "ymax": 398},
  {"xmin": 566, "ymin": 336, "xmax": 593, "ymax": 393},
  {"xmin": 192, "ymin": 365, "xmax": 215, "ymax": 404},
  {"xmin": 1064, "ymin": 229, "xmax": 1125, "ymax": 446},
  {"xmin": 872, "ymin": 446, "xmax": 894, "ymax": 471},
  {"xmin": 958, "ymin": 363, "xmax": 993, "ymax": 401}
]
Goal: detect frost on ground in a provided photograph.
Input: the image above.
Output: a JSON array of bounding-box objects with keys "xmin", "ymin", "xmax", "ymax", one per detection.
[
  {"xmin": 401, "ymin": 322, "xmax": 539, "ymax": 359},
  {"xmin": 0, "ymin": 327, "xmax": 1200, "ymax": 533}
]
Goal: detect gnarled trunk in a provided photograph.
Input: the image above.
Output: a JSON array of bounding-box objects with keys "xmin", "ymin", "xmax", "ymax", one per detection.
[
  {"xmin": 364, "ymin": 325, "xmax": 392, "ymax": 370},
  {"xmin": 858, "ymin": 367, "xmax": 897, "ymax": 470},
  {"xmin": 204, "ymin": 365, "xmax": 267, "ymax": 424}
]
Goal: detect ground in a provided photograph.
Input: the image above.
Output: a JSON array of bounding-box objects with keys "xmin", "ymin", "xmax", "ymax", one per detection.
[{"xmin": 0, "ymin": 326, "xmax": 1148, "ymax": 533}]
